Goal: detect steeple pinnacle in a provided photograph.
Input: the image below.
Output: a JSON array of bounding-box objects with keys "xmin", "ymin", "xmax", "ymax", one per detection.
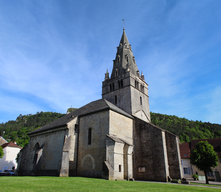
[
  {"xmin": 119, "ymin": 29, "xmax": 130, "ymax": 47},
  {"xmin": 111, "ymin": 29, "xmax": 139, "ymax": 79}
]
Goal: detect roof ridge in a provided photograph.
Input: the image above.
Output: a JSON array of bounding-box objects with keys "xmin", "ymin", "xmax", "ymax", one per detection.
[
  {"xmin": 103, "ymin": 99, "xmax": 133, "ymax": 119},
  {"xmin": 1, "ymin": 141, "xmax": 22, "ymax": 149}
]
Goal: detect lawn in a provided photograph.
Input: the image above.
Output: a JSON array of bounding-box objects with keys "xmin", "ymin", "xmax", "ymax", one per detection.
[{"xmin": 0, "ymin": 177, "xmax": 220, "ymax": 192}]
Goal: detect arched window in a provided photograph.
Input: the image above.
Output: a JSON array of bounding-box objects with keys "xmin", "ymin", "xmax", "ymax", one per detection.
[
  {"xmin": 33, "ymin": 142, "xmax": 43, "ymax": 171},
  {"xmin": 140, "ymin": 97, "xmax": 142, "ymax": 105},
  {"xmin": 113, "ymin": 83, "xmax": 115, "ymax": 90},
  {"xmin": 115, "ymin": 95, "xmax": 117, "ymax": 105},
  {"xmin": 118, "ymin": 80, "xmax": 121, "ymax": 89},
  {"xmin": 121, "ymin": 79, "xmax": 123, "ymax": 88},
  {"xmin": 115, "ymin": 70, "xmax": 118, "ymax": 77},
  {"xmin": 135, "ymin": 80, "xmax": 139, "ymax": 89},
  {"xmin": 75, "ymin": 124, "xmax": 78, "ymax": 133},
  {"xmin": 110, "ymin": 84, "xmax": 112, "ymax": 92},
  {"xmin": 125, "ymin": 54, "xmax": 129, "ymax": 62},
  {"xmin": 141, "ymin": 85, "xmax": 144, "ymax": 93},
  {"xmin": 88, "ymin": 128, "xmax": 92, "ymax": 145},
  {"xmin": 34, "ymin": 143, "xmax": 40, "ymax": 151},
  {"xmin": 117, "ymin": 55, "xmax": 120, "ymax": 63}
]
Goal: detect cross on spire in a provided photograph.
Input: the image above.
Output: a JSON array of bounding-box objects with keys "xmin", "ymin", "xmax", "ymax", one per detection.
[{"xmin": 123, "ymin": 19, "xmax": 125, "ymax": 30}]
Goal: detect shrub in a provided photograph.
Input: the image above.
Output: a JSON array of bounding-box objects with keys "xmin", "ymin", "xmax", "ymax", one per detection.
[{"xmin": 192, "ymin": 174, "xmax": 198, "ymax": 180}]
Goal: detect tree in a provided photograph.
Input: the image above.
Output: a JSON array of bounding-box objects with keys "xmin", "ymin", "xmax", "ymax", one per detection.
[
  {"xmin": 16, "ymin": 152, "xmax": 20, "ymax": 164},
  {"xmin": 190, "ymin": 141, "xmax": 218, "ymax": 184},
  {"xmin": 0, "ymin": 146, "xmax": 4, "ymax": 158}
]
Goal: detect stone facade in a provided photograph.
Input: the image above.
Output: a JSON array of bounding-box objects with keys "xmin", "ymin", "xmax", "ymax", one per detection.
[
  {"xmin": 133, "ymin": 117, "xmax": 182, "ymax": 181},
  {"xmin": 77, "ymin": 110, "xmax": 109, "ymax": 178},
  {"xmin": 18, "ymin": 127, "xmax": 67, "ymax": 176},
  {"xmin": 165, "ymin": 132, "xmax": 183, "ymax": 179},
  {"xmin": 18, "ymin": 29, "xmax": 183, "ymax": 181},
  {"xmin": 133, "ymin": 117, "xmax": 168, "ymax": 181}
]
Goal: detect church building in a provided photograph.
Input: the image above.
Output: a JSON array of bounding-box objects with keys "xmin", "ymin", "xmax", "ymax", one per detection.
[{"xmin": 18, "ymin": 29, "xmax": 183, "ymax": 182}]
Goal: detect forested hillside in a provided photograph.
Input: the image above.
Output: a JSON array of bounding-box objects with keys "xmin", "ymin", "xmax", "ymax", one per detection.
[
  {"xmin": 151, "ymin": 112, "xmax": 221, "ymax": 143},
  {"xmin": 0, "ymin": 112, "xmax": 64, "ymax": 147},
  {"xmin": 1, "ymin": 111, "xmax": 221, "ymax": 147}
]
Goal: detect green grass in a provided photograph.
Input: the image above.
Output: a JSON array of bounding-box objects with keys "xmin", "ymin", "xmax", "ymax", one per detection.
[{"xmin": 0, "ymin": 177, "xmax": 220, "ymax": 192}]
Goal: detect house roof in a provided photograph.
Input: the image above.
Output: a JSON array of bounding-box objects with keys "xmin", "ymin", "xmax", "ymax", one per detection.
[
  {"xmin": 179, "ymin": 138, "xmax": 221, "ymax": 159},
  {"xmin": 29, "ymin": 99, "xmax": 133, "ymax": 135},
  {"xmin": 1, "ymin": 141, "xmax": 22, "ymax": 149},
  {"xmin": 179, "ymin": 142, "xmax": 191, "ymax": 159},
  {"xmin": 191, "ymin": 138, "xmax": 221, "ymax": 157},
  {"xmin": 0, "ymin": 136, "xmax": 8, "ymax": 145}
]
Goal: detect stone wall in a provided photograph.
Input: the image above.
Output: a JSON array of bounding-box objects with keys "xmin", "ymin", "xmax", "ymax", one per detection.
[
  {"xmin": 77, "ymin": 110, "xmax": 109, "ymax": 178},
  {"xmin": 77, "ymin": 109, "xmax": 133, "ymax": 179},
  {"xmin": 102, "ymin": 73, "xmax": 132, "ymax": 116},
  {"xmin": 102, "ymin": 72, "xmax": 151, "ymax": 123},
  {"xmin": 165, "ymin": 132, "xmax": 183, "ymax": 179},
  {"xmin": 133, "ymin": 117, "xmax": 168, "ymax": 181},
  {"xmin": 109, "ymin": 110, "xmax": 133, "ymax": 144},
  {"xmin": 18, "ymin": 127, "xmax": 67, "ymax": 176},
  {"xmin": 66, "ymin": 118, "xmax": 78, "ymax": 176},
  {"xmin": 129, "ymin": 74, "xmax": 150, "ymax": 123}
]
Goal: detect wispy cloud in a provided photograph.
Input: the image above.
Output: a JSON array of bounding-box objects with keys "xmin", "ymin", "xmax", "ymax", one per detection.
[{"xmin": 0, "ymin": 0, "xmax": 220, "ymax": 124}]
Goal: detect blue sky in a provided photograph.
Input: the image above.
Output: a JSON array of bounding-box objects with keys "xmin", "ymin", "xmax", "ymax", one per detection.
[{"xmin": 0, "ymin": 0, "xmax": 220, "ymax": 124}]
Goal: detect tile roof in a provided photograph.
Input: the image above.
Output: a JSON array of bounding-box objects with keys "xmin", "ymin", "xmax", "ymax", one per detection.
[
  {"xmin": 191, "ymin": 138, "xmax": 221, "ymax": 157},
  {"xmin": 29, "ymin": 99, "xmax": 133, "ymax": 135},
  {"xmin": 0, "ymin": 136, "xmax": 8, "ymax": 145},
  {"xmin": 179, "ymin": 138, "xmax": 221, "ymax": 158},
  {"xmin": 179, "ymin": 142, "xmax": 191, "ymax": 159},
  {"xmin": 1, "ymin": 141, "xmax": 22, "ymax": 149}
]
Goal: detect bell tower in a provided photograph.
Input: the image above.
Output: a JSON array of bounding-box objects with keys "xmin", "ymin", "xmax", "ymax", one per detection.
[{"xmin": 102, "ymin": 29, "xmax": 151, "ymax": 123}]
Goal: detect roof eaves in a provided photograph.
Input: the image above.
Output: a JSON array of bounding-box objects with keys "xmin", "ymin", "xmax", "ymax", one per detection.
[
  {"xmin": 147, "ymin": 122, "xmax": 178, "ymax": 137},
  {"xmin": 28, "ymin": 125, "xmax": 68, "ymax": 136}
]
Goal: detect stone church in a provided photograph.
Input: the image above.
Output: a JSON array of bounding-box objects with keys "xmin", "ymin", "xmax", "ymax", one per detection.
[{"xmin": 18, "ymin": 29, "xmax": 183, "ymax": 181}]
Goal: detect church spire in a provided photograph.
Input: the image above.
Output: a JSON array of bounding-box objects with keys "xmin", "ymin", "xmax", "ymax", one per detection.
[
  {"xmin": 111, "ymin": 29, "xmax": 139, "ymax": 79},
  {"xmin": 120, "ymin": 29, "xmax": 129, "ymax": 46},
  {"xmin": 102, "ymin": 29, "xmax": 150, "ymax": 123}
]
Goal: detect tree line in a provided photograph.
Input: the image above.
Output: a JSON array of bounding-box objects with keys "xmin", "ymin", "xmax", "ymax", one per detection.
[
  {"xmin": 0, "ymin": 111, "xmax": 221, "ymax": 147},
  {"xmin": 0, "ymin": 112, "xmax": 64, "ymax": 147},
  {"xmin": 150, "ymin": 112, "xmax": 221, "ymax": 143}
]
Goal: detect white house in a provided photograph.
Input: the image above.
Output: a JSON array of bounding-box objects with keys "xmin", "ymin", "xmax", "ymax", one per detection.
[
  {"xmin": 0, "ymin": 141, "xmax": 22, "ymax": 170},
  {"xmin": 179, "ymin": 142, "xmax": 193, "ymax": 179}
]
